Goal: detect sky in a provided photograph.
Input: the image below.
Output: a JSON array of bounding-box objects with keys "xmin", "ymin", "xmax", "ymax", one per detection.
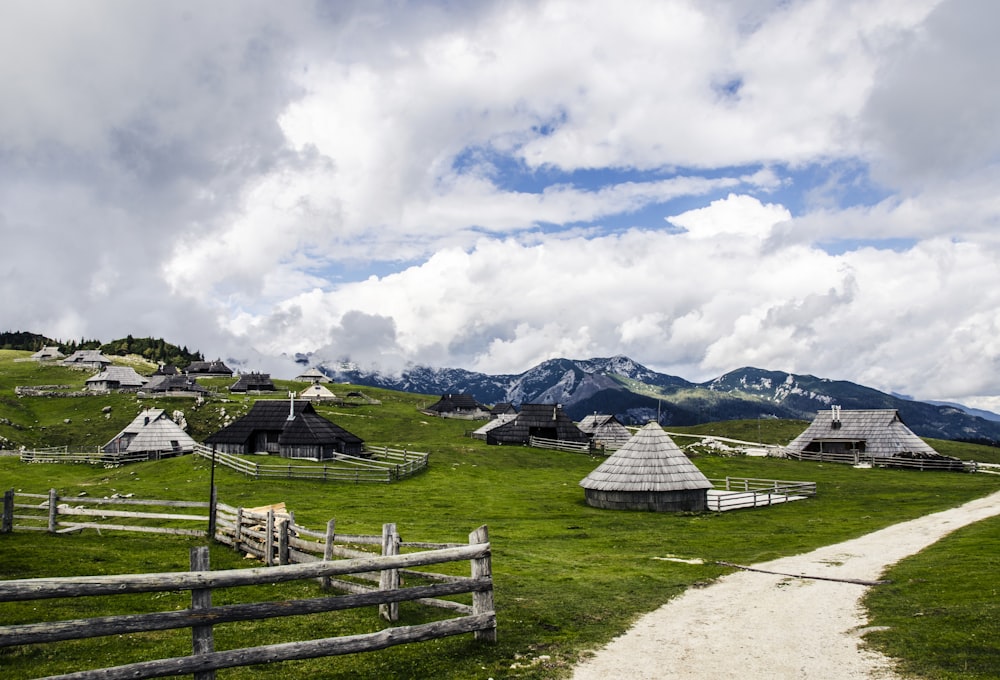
[{"xmin": 3, "ymin": 0, "xmax": 1000, "ymax": 410}]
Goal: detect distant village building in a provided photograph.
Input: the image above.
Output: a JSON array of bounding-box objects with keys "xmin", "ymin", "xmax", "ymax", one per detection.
[
  {"xmin": 577, "ymin": 414, "xmax": 633, "ymax": 451},
  {"xmin": 230, "ymin": 372, "xmax": 276, "ymax": 393},
  {"xmin": 141, "ymin": 373, "xmax": 210, "ymax": 398},
  {"xmin": 423, "ymin": 393, "xmax": 490, "ymax": 420},
  {"xmin": 785, "ymin": 407, "xmax": 963, "ymax": 470},
  {"xmin": 104, "ymin": 408, "xmax": 196, "ymax": 458},
  {"xmin": 579, "ymin": 421, "xmax": 712, "ymax": 512},
  {"xmin": 186, "ymin": 359, "xmax": 234, "ymax": 377},
  {"xmin": 204, "ymin": 399, "xmax": 364, "ymax": 460},
  {"xmin": 85, "ymin": 366, "xmax": 147, "ymax": 392},
  {"xmin": 299, "ymin": 383, "xmax": 339, "ymax": 402},
  {"xmin": 62, "ymin": 350, "xmax": 112, "ymax": 370},
  {"xmin": 485, "ymin": 403, "xmax": 589, "ymax": 446},
  {"xmin": 31, "ymin": 346, "xmax": 64, "ymax": 361},
  {"xmin": 295, "ymin": 367, "xmax": 330, "ymax": 383}
]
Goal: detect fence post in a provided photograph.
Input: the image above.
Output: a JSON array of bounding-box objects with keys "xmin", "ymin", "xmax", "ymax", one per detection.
[
  {"xmin": 469, "ymin": 525, "xmax": 496, "ymax": 642},
  {"xmin": 191, "ymin": 546, "xmax": 215, "ymax": 680},
  {"xmin": 2, "ymin": 489, "xmax": 13, "ymax": 533},
  {"xmin": 322, "ymin": 519, "xmax": 336, "ymax": 589},
  {"xmin": 265, "ymin": 510, "xmax": 275, "ymax": 567},
  {"xmin": 234, "ymin": 507, "xmax": 244, "ymax": 554},
  {"xmin": 278, "ymin": 519, "xmax": 289, "ymax": 565},
  {"xmin": 379, "ymin": 523, "xmax": 400, "ymax": 622},
  {"xmin": 47, "ymin": 488, "xmax": 58, "ymax": 533}
]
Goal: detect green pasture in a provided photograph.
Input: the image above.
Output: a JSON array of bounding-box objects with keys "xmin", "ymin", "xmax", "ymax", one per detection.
[{"xmin": 1, "ymin": 349, "xmax": 999, "ymax": 678}]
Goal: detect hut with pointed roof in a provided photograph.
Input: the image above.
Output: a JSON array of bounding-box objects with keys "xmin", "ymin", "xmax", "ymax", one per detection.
[
  {"xmin": 299, "ymin": 383, "xmax": 339, "ymax": 402},
  {"xmin": 141, "ymin": 373, "xmax": 210, "ymax": 398},
  {"xmin": 204, "ymin": 399, "xmax": 363, "ymax": 460},
  {"xmin": 579, "ymin": 421, "xmax": 712, "ymax": 511},
  {"xmin": 295, "ymin": 367, "xmax": 330, "ymax": 383},
  {"xmin": 578, "ymin": 413, "xmax": 633, "ymax": 451},
  {"xmin": 104, "ymin": 409, "xmax": 196, "ymax": 458},
  {"xmin": 186, "ymin": 359, "xmax": 234, "ymax": 376},
  {"xmin": 31, "ymin": 346, "xmax": 64, "ymax": 361},
  {"xmin": 486, "ymin": 403, "xmax": 589, "ymax": 445},
  {"xmin": 423, "ymin": 393, "xmax": 490, "ymax": 419},
  {"xmin": 230, "ymin": 372, "xmax": 276, "ymax": 393},
  {"xmin": 85, "ymin": 366, "xmax": 147, "ymax": 392},
  {"xmin": 62, "ymin": 349, "xmax": 111, "ymax": 370},
  {"xmin": 785, "ymin": 407, "xmax": 962, "ymax": 469}
]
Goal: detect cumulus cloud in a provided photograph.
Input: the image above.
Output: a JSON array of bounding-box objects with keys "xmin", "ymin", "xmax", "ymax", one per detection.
[{"xmin": 3, "ymin": 0, "xmax": 1000, "ymax": 411}]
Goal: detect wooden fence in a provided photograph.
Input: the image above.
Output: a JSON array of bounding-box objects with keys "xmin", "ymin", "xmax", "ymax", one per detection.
[
  {"xmin": 192, "ymin": 444, "xmax": 429, "ymax": 482},
  {"xmin": 706, "ymin": 476, "xmax": 816, "ymax": 512},
  {"xmin": 19, "ymin": 445, "xmax": 180, "ymax": 466},
  {"xmin": 0, "ymin": 492, "xmax": 495, "ymax": 678},
  {"xmin": 783, "ymin": 448, "xmax": 973, "ymax": 471},
  {"xmin": 528, "ymin": 435, "xmax": 595, "ymax": 454}
]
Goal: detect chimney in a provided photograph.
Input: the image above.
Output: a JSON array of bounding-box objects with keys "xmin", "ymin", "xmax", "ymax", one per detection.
[
  {"xmin": 288, "ymin": 391, "xmax": 295, "ymax": 421},
  {"xmin": 831, "ymin": 405, "xmax": 841, "ymax": 429}
]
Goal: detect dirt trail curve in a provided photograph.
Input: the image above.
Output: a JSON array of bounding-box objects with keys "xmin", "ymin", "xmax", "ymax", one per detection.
[{"xmin": 571, "ymin": 489, "xmax": 1000, "ymax": 680}]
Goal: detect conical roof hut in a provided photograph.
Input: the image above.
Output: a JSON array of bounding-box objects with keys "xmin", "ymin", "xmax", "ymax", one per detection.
[
  {"xmin": 103, "ymin": 409, "xmax": 196, "ymax": 457},
  {"xmin": 579, "ymin": 421, "xmax": 712, "ymax": 512}
]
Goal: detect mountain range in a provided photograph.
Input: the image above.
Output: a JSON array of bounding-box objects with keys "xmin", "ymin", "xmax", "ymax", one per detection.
[{"xmin": 312, "ymin": 355, "xmax": 1000, "ymax": 444}]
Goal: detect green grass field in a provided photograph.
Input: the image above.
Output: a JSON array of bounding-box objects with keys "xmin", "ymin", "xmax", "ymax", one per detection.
[{"xmin": 1, "ymin": 349, "xmax": 999, "ymax": 678}]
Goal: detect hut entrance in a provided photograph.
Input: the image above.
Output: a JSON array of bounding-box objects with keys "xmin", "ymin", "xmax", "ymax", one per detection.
[{"xmin": 529, "ymin": 426, "xmax": 558, "ymax": 440}]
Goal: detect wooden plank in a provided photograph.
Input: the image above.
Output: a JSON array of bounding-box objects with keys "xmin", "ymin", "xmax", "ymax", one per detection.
[
  {"xmin": 56, "ymin": 507, "xmax": 209, "ymax": 522},
  {"xmin": 0, "ymin": 544, "xmax": 490, "ymax": 602},
  {"xmin": 190, "ymin": 547, "xmax": 214, "ymax": 680},
  {"xmin": 379, "ymin": 523, "xmax": 400, "ymax": 622},
  {"xmin": 0, "ymin": 579, "xmax": 492, "ymax": 647},
  {"xmin": 469, "ymin": 525, "xmax": 496, "ymax": 642},
  {"xmin": 54, "ymin": 523, "xmax": 206, "ymax": 537},
  {"xmin": 42, "ymin": 613, "xmax": 496, "ymax": 680}
]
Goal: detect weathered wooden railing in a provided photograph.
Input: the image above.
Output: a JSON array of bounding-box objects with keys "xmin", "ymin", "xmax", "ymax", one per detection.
[
  {"xmin": 18, "ymin": 446, "xmax": 170, "ymax": 465},
  {"xmin": 4, "ymin": 489, "xmax": 209, "ymax": 536},
  {"xmin": 193, "ymin": 444, "xmax": 429, "ymax": 482},
  {"xmin": 0, "ymin": 530, "xmax": 495, "ymax": 679},
  {"xmin": 783, "ymin": 448, "xmax": 972, "ymax": 471},
  {"xmin": 528, "ymin": 435, "xmax": 594, "ymax": 454},
  {"xmin": 705, "ymin": 476, "xmax": 816, "ymax": 512}
]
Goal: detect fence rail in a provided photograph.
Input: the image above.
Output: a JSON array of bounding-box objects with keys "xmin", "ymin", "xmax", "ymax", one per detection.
[
  {"xmin": 783, "ymin": 448, "xmax": 973, "ymax": 471},
  {"xmin": 706, "ymin": 476, "xmax": 817, "ymax": 512},
  {"xmin": 193, "ymin": 444, "xmax": 429, "ymax": 482},
  {"xmin": 0, "ymin": 491, "xmax": 495, "ymax": 678},
  {"xmin": 19, "ymin": 447, "xmax": 181, "ymax": 466},
  {"xmin": 528, "ymin": 435, "xmax": 594, "ymax": 454}
]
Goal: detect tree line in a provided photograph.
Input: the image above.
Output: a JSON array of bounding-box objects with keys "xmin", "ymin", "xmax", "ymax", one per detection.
[{"xmin": 0, "ymin": 331, "xmax": 204, "ymax": 368}]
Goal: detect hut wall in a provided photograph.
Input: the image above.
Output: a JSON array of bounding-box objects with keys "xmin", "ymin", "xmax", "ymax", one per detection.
[{"xmin": 584, "ymin": 489, "xmax": 707, "ymax": 512}]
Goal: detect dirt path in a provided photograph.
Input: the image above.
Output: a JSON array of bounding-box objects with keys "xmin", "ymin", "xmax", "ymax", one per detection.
[{"xmin": 571, "ymin": 489, "xmax": 1000, "ymax": 680}]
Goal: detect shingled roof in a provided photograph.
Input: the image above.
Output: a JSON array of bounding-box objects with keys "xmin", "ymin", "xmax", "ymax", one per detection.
[
  {"xmin": 204, "ymin": 400, "xmax": 363, "ymax": 452},
  {"xmin": 786, "ymin": 408, "xmax": 940, "ymax": 458},
  {"xmin": 104, "ymin": 409, "xmax": 196, "ymax": 456}
]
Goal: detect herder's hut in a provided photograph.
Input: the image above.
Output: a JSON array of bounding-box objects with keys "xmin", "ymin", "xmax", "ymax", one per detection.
[
  {"xmin": 204, "ymin": 399, "xmax": 364, "ymax": 460},
  {"xmin": 486, "ymin": 403, "xmax": 589, "ymax": 446},
  {"xmin": 104, "ymin": 409, "xmax": 196, "ymax": 458},
  {"xmin": 490, "ymin": 402, "xmax": 518, "ymax": 417},
  {"xmin": 31, "ymin": 346, "xmax": 64, "ymax": 361},
  {"xmin": 186, "ymin": 359, "xmax": 234, "ymax": 376},
  {"xmin": 579, "ymin": 421, "xmax": 712, "ymax": 511},
  {"xmin": 785, "ymin": 406, "xmax": 963, "ymax": 469},
  {"xmin": 230, "ymin": 372, "xmax": 276, "ymax": 393},
  {"xmin": 141, "ymin": 373, "xmax": 210, "ymax": 398},
  {"xmin": 578, "ymin": 413, "xmax": 633, "ymax": 451},
  {"xmin": 470, "ymin": 413, "xmax": 517, "ymax": 441},
  {"xmin": 295, "ymin": 367, "xmax": 330, "ymax": 383},
  {"xmin": 62, "ymin": 350, "xmax": 112, "ymax": 370},
  {"xmin": 299, "ymin": 383, "xmax": 339, "ymax": 402},
  {"xmin": 85, "ymin": 366, "xmax": 147, "ymax": 391},
  {"xmin": 423, "ymin": 393, "xmax": 490, "ymax": 419}
]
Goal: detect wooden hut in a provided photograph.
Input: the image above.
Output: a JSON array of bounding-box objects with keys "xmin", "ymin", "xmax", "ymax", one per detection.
[
  {"xmin": 186, "ymin": 359, "xmax": 234, "ymax": 376},
  {"xmin": 204, "ymin": 399, "xmax": 364, "ymax": 460},
  {"xmin": 785, "ymin": 407, "xmax": 962, "ymax": 469},
  {"xmin": 141, "ymin": 373, "xmax": 210, "ymax": 398},
  {"xmin": 295, "ymin": 367, "xmax": 330, "ymax": 383},
  {"xmin": 62, "ymin": 350, "xmax": 112, "ymax": 370},
  {"xmin": 486, "ymin": 403, "xmax": 589, "ymax": 445},
  {"xmin": 85, "ymin": 366, "xmax": 147, "ymax": 391},
  {"xmin": 230, "ymin": 372, "xmax": 276, "ymax": 393},
  {"xmin": 104, "ymin": 409, "xmax": 196, "ymax": 458},
  {"xmin": 299, "ymin": 383, "xmax": 339, "ymax": 402},
  {"xmin": 423, "ymin": 393, "xmax": 490, "ymax": 419},
  {"xmin": 31, "ymin": 346, "xmax": 64, "ymax": 361},
  {"xmin": 579, "ymin": 421, "xmax": 712, "ymax": 511},
  {"xmin": 577, "ymin": 413, "xmax": 633, "ymax": 451}
]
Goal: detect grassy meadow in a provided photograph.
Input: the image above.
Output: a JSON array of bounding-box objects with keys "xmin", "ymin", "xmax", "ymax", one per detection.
[{"xmin": 1, "ymin": 349, "xmax": 999, "ymax": 678}]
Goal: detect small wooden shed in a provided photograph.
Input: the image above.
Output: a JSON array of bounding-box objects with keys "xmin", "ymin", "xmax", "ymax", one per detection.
[
  {"xmin": 104, "ymin": 409, "xmax": 196, "ymax": 458},
  {"xmin": 423, "ymin": 393, "xmax": 490, "ymax": 419},
  {"xmin": 204, "ymin": 399, "xmax": 364, "ymax": 460},
  {"xmin": 486, "ymin": 403, "xmax": 589, "ymax": 445},
  {"xmin": 230, "ymin": 372, "xmax": 276, "ymax": 393},
  {"xmin": 577, "ymin": 413, "xmax": 633, "ymax": 451},
  {"xmin": 579, "ymin": 421, "xmax": 712, "ymax": 512}
]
